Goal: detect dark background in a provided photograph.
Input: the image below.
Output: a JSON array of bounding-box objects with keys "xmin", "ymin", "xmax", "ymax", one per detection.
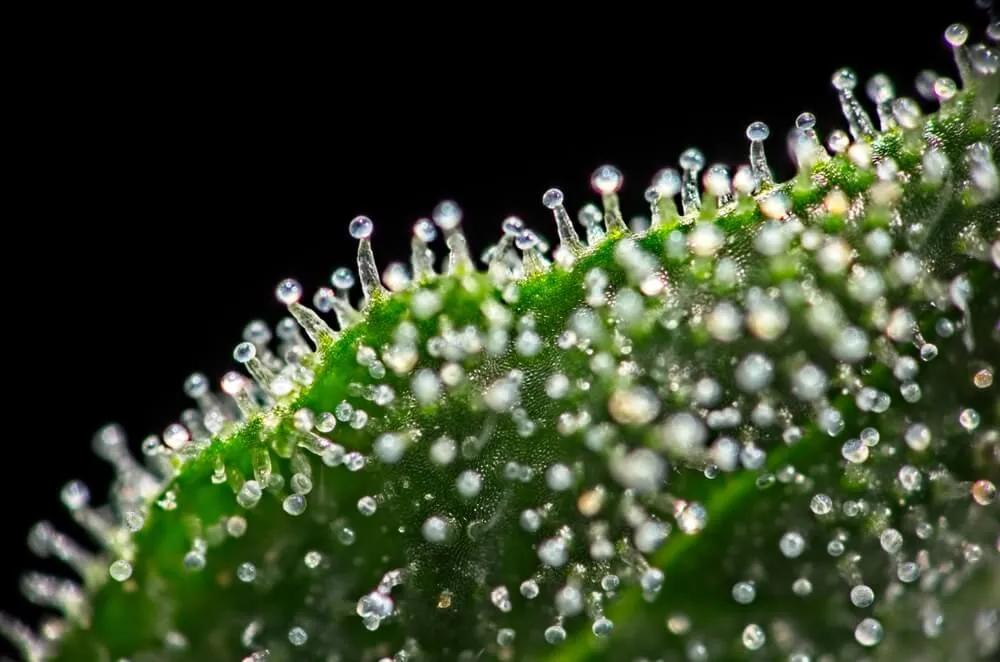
[{"xmin": 4, "ymin": 1, "xmax": 993, "ymax": 656}]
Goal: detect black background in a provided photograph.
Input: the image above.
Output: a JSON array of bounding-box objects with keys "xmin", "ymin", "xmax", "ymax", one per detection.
[{"xmin": 4, "ymin": 1, "xmax": 993, "ymax": 656}]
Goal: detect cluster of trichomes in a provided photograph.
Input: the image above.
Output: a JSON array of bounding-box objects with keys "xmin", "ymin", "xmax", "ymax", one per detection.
[{"xmin": 3, "ymin": 20, "xmax": 999, "ymax": 662}]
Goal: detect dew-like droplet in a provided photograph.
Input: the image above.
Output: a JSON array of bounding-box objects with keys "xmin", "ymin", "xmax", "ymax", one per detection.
[
  {"xmin": 542, "ymin": 187, "xmax": 564, "ymax": 209},
  {"xmin": 162, "ymin": 423, "xmax": 190, "ymax": 450},
  {"xmin": 349, "ymin": 215, "xmax": 374, "ymax": 239},
  {"xmin": 944, "ymin": 23, "xmax": 969, "ymax": 47},
  {"xmin": 125, "ymin": 511, "xmax": 144, "ymax": 532},
  {"xmin": 687, "ymin": 222, "xmax": 725, "ymax": 257},
  {"xmin": 653, "ymin": 168, "xmax": 681, "ymax": 197},
  {"xmin": 282, "ymin": 494, "xmax": 306, "ymax": 516},
  {"xmin": 501, "ymin": 215, "xmax": 524, "ymax": 237},
  {"xmin": 810, "ymin": 494, "xmax": 833, "ymax": 515},
  {"xmin": 987, "ymin": 20, "xmax": 1000, "ymax": 42},
  {"xmin": 538, "ymin": 537, "xmax": 569, "ymax": 567},
  {"xmin": 865, "ymin": 73, "xmax": 895, "ymax": 104},
  {"xmin": 746, "ymin": 121, "xmax": 769, "ymax": 141},
  {"xmin": 183, "ymin": 372, "xmax": 209, "ymax": 398},
  {"xmin": 970, "ymin": 48, "xmax": 996, "ymax": 76},
  {"xmin": 591, "ymin": 165, "xmax": 623, "ymax": 194},
  {"xmin": 795, "ymin": 112, "xmax": 816, "ymax": 130},
  {"xmin": 288, "ymin": 626, "xmax": 308, "ymax": 646},
  {"xmin": 515, "ymin": 230, "xmax": 539, "ymax": 251},
  {"xmin": 544, "ymin": 625, "xmax": 567, "ymax": 644},
  {"xmin": 880, "ymin": 528, "xmax": 903, "ymax": 554},
  {"xmin": 792, "ymin": 578, "xmax": 813, "ymax": 596},
  {"xmin": 592, "ymin": 617, "xmax": 614, "ymax": 637},
  {"xmin": 904, "ymin": 423, "xmax": 931, "ymax": 451},
  {"xmin": 275, "ymin": 278, "xmax": 303, "ymax": 305},
  {"xmin": 973, "ymin": 368, "xmax": 994, "ymax": 388},
  {"xmin": 897, "ymin": 561, "xmax": 920, "ymax": 583},
  {"xmin": 545, "ymin": 464, "xmax": 573, "ymax": 492},
  {"xmin": 741, "ymin": 623, "xmax": 766, "ymax": 650},
  {"xmin": 732, "ymin": 165, "xmax": 757, "ymax": 195},
  {"xmin": 732, "ymin": 581, "xmax": 756, "ymax": 604},
  {"xmin": 432, "ymin": 200, "xmax": 462, "ymax": 231},
  {"xmin": 61, "ymin": 480, "xmax": 89, "ymax": 510},
  {"xmin": 422, "ymin": 515, "xmax": 451, "ymax": 544},
  {"xmin": 236, "ymin": 480, "xmax": 263, "ymax": 509},
  {"xmin": 850, "ymin": 584, "xmax": 875, "ymax": 608},
  {"xmin": 702, "ymin": 164, "xmax": 731, "ymax": 199},
  {"xmin": 607, "ymin": 385, "xmax": 661, "ymax": 425},
  {"xmin": 233, "ymin": 341, "xmax": 256, "ymax": 364},
  {"xmin": 457, "ymin": 469, "xmax": 483, "ymax": 498},
  {"xmin": 841, "ymin": 438, "xmax": 869, "ymax": 464},
  {"xmin": 679, "ymin": 148, "xmax": 705, "ymax": 172},
  {"xmin": 374, "ymin": 433, "xmax": 406, "ymax": 464},
  {"xmin": 854, "ymin": 618, "xmax": 883, "ymax": 647},
  {"xmin": 331, "ymin": 267, "xmax": 355, "ymax": 290},
  {"xmin": 109, "ymin": 560, "xmax": 133, "ymax": 582},
  {"xmin": 832, "ymin": 68, "xmax": 857, "ymax": 90},
  {"xmin": 827, "ymin": 130, "xmax": 850, "ymax": 154},
  {"xmin": 520, "ymin": 579, "xmax": 539, "ymax": 599},
  {"xmin": 183, "ymin": 551, "xmax": 206, "ymax": 571},
  {"xmin": 237, "ymin": 562, "xmax": 257, "ymax": 582},
  {"xmin": 915, "ymin": 69, "xmax": 939, "ymax": 99},
  {"xmin": 972, "ymin": 480, "xmax": 997, "ymax": 505},
  {"xmin": 779, "ymin": 531, "xmax": 805, "ymax": 558},
  {"xmin": 959, "ymin": 408, "xmax": 980, "ymax": 430},
  {"xmin": 933, "ymin": 77, "xmax": 958, "ymax": 101},
  {"xmin": 677, "ymin": 502, "xmax": 707, "ymax": 534},
  {"xmin": 357, "ymin": 496, "xmax": 378, "ymax": 516},
  {"xmin": 313, "ymin": 287, "xmax": 336, "ymax": 312},
  {"xmin": 413, "ymin": 218, "xmax": 437, "ymax": 242},
  {"xmin": 226, "ymin": 516, "xmax": 247, "ymax": 537}
]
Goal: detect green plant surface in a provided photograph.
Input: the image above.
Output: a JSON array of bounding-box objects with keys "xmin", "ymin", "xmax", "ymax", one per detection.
[{"xmin": 4, "ymin": 24, "xmax": 1000, "ymax": 662}]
